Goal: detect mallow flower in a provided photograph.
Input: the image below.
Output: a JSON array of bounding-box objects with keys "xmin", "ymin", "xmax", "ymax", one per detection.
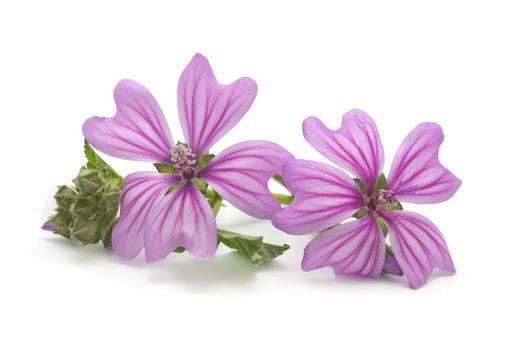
[
  {"xmin": 83, "ymin": 53, "xmax": 293, "ymax": 263},
  {"xmin": 272, "ymin": 109, "xmax": 461, "ymax": 288}
]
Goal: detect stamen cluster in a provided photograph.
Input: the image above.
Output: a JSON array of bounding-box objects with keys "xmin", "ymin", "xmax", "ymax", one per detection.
[{"xmin": 171, "ymin": 143, "xmax": 197, "ymax": 180}]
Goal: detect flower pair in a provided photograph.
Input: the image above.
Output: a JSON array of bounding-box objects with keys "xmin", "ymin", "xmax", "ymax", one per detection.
[{"xmin": 81, "ymin": 53, "xmax": 461, "ymax": 289}]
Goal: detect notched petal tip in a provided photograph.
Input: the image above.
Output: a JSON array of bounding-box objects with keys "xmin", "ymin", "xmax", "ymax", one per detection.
[
  {"xmin": 177, "ymin": 54, "xmax": 258, "ymax": 157},
  {"xmin": 302, "ymin": 110, "xmax": 385, "ymax": 193},
  {"xmin": 82, "ymin": 79, "xmax": 174, "ymax": 163},
  {"xmin": 301, "ymin": 215, "xmax": 385, "ymax": 277},
  {"xmin": 144, "ymin": 183, "xmax": 218, "ymax": 263},
  {"xmin": 381, "ymin": 210, "xmax": 456, "ymax": 289},
  {"xmin": 387, "ymin": 122, "xmax": 461, "ymax": 204}
]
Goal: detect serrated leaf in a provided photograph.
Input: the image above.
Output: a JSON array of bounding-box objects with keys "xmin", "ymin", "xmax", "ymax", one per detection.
[
  {"xmin": 218, "ymin": 229, "xmax": 290, "ymax": 266},
  {"xmin": 84, "ymin": 140, "xmax": 123, "ymax": 187}
]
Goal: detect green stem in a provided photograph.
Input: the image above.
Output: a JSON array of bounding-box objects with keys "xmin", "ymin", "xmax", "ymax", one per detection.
[
  {"xmin": 212, "ymin": 196, "xmax": 223, "ymax": 217},
  {"xmin": 272, "ymin": 193, "xmax": 294, "ymax": 205},
  {"xmin": 272, "ymin": 174, "xmax": 287, "ymax": 188}
]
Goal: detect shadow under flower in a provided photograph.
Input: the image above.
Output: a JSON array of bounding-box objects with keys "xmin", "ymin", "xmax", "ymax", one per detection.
[{"xmin": 36, "ymin": 236, "xmax": 287, "ymax": 293}]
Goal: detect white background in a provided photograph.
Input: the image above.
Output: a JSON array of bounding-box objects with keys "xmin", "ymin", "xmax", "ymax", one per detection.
[{"xmin": 1, "ymin": 1, "xmax": 523, "ymax": 349}]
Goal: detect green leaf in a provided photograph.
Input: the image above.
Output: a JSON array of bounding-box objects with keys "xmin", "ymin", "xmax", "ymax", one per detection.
[
  {"xmin": 198, "ymin": 153, "xmax": 215, "ymax": 169},
  {"xmin": 211, "ymin": 195, "xmax": 223, "ymax": 217},
  {"xmin": 154, "ymin": 163, "xmax": 177, "ymax": 174},
  {"xmin": 173, "ymin": 246, "xmax": 186, "ymax": 253},
  {"xmin": 371, "ymin": 211, "xmax": 388, "ymax": 236},
  {"xmin": 387, "ymin": 202, "xmax": 403, "ymax": 211},
  {"xmin": 165, "ymin": 181, "xmax": 185, "ymax": 195},
  {"xmin": 352, "ymin": 207, "xmax": 367, "ymax": 219},
  {"xmin": 218, "ymin": 229, "xmax": 290, "ymax": 267},
  {"xmin": 84, "ymin": 140, "xmax": 123, "ymax": 187},
  {"xmin": 194, "ymin": 178, "xmax": 209, "ymax": 194},
  {"xmin": 354, "ymin": 178, "xmax": 368, "ymax": 196},
  {"xmin": 372, "ymin": 173, "xmax": 387, "ymax": 196}
]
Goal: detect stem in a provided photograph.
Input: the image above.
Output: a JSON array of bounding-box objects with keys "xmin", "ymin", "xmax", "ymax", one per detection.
[
  {"xmin": 212, "ymin": 196, "xmax": 223, "ymax": 217},
  {"xmin": 272, "ymin": 193, "xmax": 294, "ymax": 205},
  {"xmin": 272, "ymin": 174, "xmax": 287, "ymax": 188}
]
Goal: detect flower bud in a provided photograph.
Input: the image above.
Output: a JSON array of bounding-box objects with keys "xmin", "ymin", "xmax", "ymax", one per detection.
[{"xmin": 73, "ymin": 167, "xmax": 104, "ymax": 194}]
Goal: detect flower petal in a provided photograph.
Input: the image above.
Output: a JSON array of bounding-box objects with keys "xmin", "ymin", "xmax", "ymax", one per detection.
[
  {"xmin": 383, "ymin": 249, "xmax": 404, "ymax": 276},
  {"xmin": 41, "ymin": 219, "xmax": 55, "ymax": 231},
  {"xmin": 145, "ymin": 182, "xmax": 217, "ymax": 262},
  {"xmin": 303, "ymin": 109, "xmax": 384, "ymax": 193},
  {"xmin": 112, "ymin": 172, "xmax": 178, "ymax": 260},
  {"xmin": 387, "ymin": 123, "xmax": 461, "ymax": 204},
  {"xmin": 302, "ymin": 215, "xmax": 385, "ymax": 277},
  {"xmin": 380, "ymin": 210, "xmax": 455, "ymax": 289},
  {"xmin": 199, "ymin": 140, "xmax": 294, "ymax": 219},
  {"xmin": 271, "ymin": 159, "xmax": 364, "ymax": 235},
  {"xmin": 177, "ymin": 53, "xmax": 257, "ymax": 158},
  {"xmin": 83, "ymin": 80, "xmax": 174, "ymax": 163}
]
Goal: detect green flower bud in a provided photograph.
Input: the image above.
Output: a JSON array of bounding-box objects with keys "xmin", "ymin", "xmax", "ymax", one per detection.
[
  {"xmin": 70, "ymin": 216, "xmax": 99, "ymax": 245},
  {"xmin": 73, "ymin": 167, "xmax": 104, "ymax": 194},
  {"xmin": 54, "ymin": 185, "xmax": 77, "ymax": 209}
]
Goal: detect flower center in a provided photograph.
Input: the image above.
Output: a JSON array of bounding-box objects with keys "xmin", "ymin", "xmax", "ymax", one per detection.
[
  {"xmin": 170, "ymin": 143, "xmax": 197, "ymax": 180},
  {"xmin": 367, "ymin": 189, "xmax": 398, "ymax": 211}
]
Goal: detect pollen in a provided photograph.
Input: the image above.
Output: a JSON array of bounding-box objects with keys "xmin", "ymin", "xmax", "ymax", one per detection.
[{"xmin": 170, "ymin": 143, "xmax": 197, "ymax": 180}]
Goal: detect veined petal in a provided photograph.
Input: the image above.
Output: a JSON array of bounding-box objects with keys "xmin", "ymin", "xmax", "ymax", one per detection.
[
  {"xmin": 271, "ymin": 160, "xmax": 364, "ymax": 235},
  {"xmin": 303, "ymin": 109, "xmax": 384, "ymax": 193},
  {"xmin": 145, "ymin": 182, "xmax": 217, "ymax": 262},
  {"xmin": 112, "ymin": 172, "xmax": 178, "ymax": 260},
  {"xmin": 177, "ymin": 53, "xmax": 257, "ymax": 158},
  {"xmin": 302, "ymin": 215, "xmax": 385, "ymax": 277},
  {"xmin": 387, "ymin": 123, "xmax": 461, "ymax": 204},
  {"xmin": 199, "ymin": 140, "xmax": 294, "ymax": 219},
  {"xmin": 83, "ymin": 80, "xmax": 174, "ymax": 163},
  {"xmin": 381, "ymin": 210, "xmax": 455, "ymax": 289}
]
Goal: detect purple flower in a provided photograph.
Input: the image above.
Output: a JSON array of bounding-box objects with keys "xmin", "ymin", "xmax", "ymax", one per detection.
[
  {"xmin": 272, "ymin": 109, "xmax": 461, "ymax": 288},
  {"xmin": 83, "ymin": 53, "xmax": 293, "ymax": 263}
]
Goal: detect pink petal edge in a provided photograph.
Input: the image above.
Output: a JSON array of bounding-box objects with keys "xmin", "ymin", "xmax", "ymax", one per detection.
[
  {"xmin": 380, "ymin": 210, "xmax": 455, "ymax": 289},
  {"xmin": 177, "ymin": 53, "xmax": 257, "ymax": 158},
  {"xmin": 112, "ymin": 172, "xmax": 178, "ymax": 260},
  {"xmin": 387, "ymin": 122, "xmax": 461, "ymax": 204},
  {"xmin": 271, "ymin": 159, "xmax": 364, "ymax": 235},
  {"xmin": 302, "ymin": 214, "xmax": 385, "ymax": 277},
  {"xmin": 144, "ymin": 182, "xmax": 218, "ymax": 263},
  {"xmin": 303, "ymin": 109, "xmax": 384, "ymax": 193},
  {"xmin": 83, "ymin": 79, "xmax": 174, "ymax": 163}
]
